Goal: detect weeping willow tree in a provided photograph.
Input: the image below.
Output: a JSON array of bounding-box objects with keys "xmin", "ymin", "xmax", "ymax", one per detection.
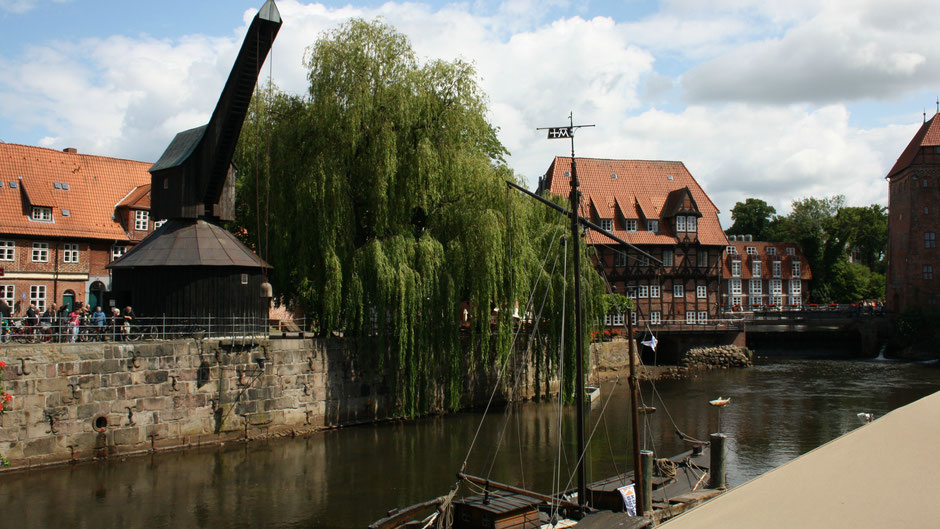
[{"xmin": 234, "ymin": 19, "xmax": 605, "ymax": 414}]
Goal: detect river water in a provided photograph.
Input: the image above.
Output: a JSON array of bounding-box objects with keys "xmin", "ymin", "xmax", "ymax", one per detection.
[{"xmin": 2, "ymin": 355, "xmax": 939, "ymax": 528}]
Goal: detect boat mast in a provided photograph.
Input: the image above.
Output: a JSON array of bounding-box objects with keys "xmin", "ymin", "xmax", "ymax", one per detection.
[{"xmin": 565, "ymin": 114, "xmax": 588, "ymax": 515}]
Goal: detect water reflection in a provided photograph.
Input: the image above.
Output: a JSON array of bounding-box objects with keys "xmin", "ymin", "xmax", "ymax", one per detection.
[{"xmin": 0, "ymin": 357, "xmax": 938, "ymax": 528}]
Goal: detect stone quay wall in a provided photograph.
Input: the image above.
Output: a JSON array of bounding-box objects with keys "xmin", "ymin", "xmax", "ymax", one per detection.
[{"xmin": 0, "ymin": 337, "xmax": 531, "ymax": 471}]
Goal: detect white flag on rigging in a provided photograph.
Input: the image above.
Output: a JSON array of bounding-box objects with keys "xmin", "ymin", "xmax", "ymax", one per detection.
[{"xmin": 641, "ymin": 333, "xmax": 658, "ymax": 352}]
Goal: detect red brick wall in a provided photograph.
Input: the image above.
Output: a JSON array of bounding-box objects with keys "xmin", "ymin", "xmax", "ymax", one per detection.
[{"xmin": 886, "ymin": 148, "xmax": 940, "ymax": 312}]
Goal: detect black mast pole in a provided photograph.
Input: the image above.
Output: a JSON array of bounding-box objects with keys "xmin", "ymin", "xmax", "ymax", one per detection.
[{"xmin": 566, "ymin": 113, "xmax": 587, "ymax": 515}]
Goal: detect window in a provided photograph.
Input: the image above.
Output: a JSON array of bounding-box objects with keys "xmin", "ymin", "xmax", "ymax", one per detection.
[
  {"xmin": 687, "ymin": 216, "xmax": 697, "ymax": 232},
  {"xmin": 63, "ymin": 243, "xmax": 79, "ymax": 263},
  {"xmin": 731, "ymin": 296, "xmax": 742, "ymax": 308},
  {"xmin": 135, "ymin": 210, "xmax": 149, "ymax": 231},
  {"xmin": 638, "ymin": 285, "xmax": 649, "ymax": 298},
  {"xmin": 726, "ymin": 246, "xmax": 737, "ymax": 255},
  {"xmin": 785, "ymin": 247, "xmax": 795, "ymax": 256},
  {"xmin": 662, "ymin": 249, "xmax": 674, "ymax": 267},
  {"xmin": 673, "ymin": 284, "xmax": 684, "ymax": 298},
  {"xmin": 924, "ymin": 265, "xmax": 933, "ymax": 280},
  {"xmin": 732, "ymin": 260, "xmax": 741, "ymax": 277},
  {"xmin": 696, "ymin": 285, "xmax": 707, "ymax": 299},
  {"xmin": 0, "ymin": 240, "xmax": 13, "ymax": 261},
  {"xmin": 0, "ymin": 285, "xmax": 13, "ymax": 307},
  {"xmin": 615, "ymin": 251, "xmax": 627, "ymax": 267},
  {"xmin": 925, "ymin": 207, "xmax": 930, "ymax": 215},
  {"xmin": 111, "ymin": 245, "xmax": 127, "ymax": 262},
  {"xmin": 746, "ymin": 246, "xmax": 757, "ymax": 255},
  {"xmin": 697, "ymin": 311, "xmax": 707, "ymax": 325},
  {"xmin": 605, "ymin": 312, "xmax": 625, "ymax": 326},
  {"xmin": 650, "ymin": 285, "xmax": 661, "ymax": 298},
  {"xmin": 625, "ymin": 219, "xmax": 637, "ymax": 232},
  {"xmin": 752, "ymin": 260, "xmax": 762, "ymax": 277},
  {"xmin": 600, "ymin": 219, "xmax": 613, "ymax": 232},
  {"xmin": 631, "ymin": 311, "xmax": 637, "ymax": 326},
  {"xmin": 772, "ymin": 261, "xmax": 781, "ymax": 278},
  {"xmin": 32, "ymin": 242, "xmax": 49, "ymax": 262},
  {"xmin": 730, "ymin": 279, "xmax": 742, "ymax": 295},
  {"xmin": 792, "ymin": 261, "xmax": 801, "ymax": 277},
  {"xmin": 766, "ymin": 247, "xmax": 776, "ymax": 256},
  {"xmin": 749, "ymin": 279, "xmax": 762, "ymax": 296},
  {"xmin": 30, "ymin": 284, "xmax": 46, "ymax": 312},
  {"xmin": 925, "ymin": 178, "xmax": 930, "ymax": 188},
  {"xmin": 626, "ymin": 286, "xmax": 637, "ymax": 298},
  {"xmin": 241, "ymin": 273, "xmax": 249, "ymax": 285},
  {"xmin": 686, "ymin": 311, "xmax": 696, "ymax": 324},
  {"xmin": 927, "ymin": 232, "xmax": 936, "ymax": 249},
  {"xmin": 650, "ymin": 311, "xmax": 661, "ymax": 325},
  {"xmin": 30, "ymin": 207, "xmax": 52, "ymax": 222},
  {"xmin": 790, "ymin": 280, "xmax": 802, "ymax": 297},
  {"xmin": 770, "ymin": 279, "xmax": 782, "ymax": 295},
  {"xmin": 647, "ymin": 220, "xmax": 658, "ymax": 233},
  {"xmin": 638, "ymin": 254, "xmax": 650, "ymax": 266},
  {"xmin": 676, "ymin": 216, "xmax": 687, "ymax": 232},
  {"xmin": 770, "ymin": 296, "xmax": 783, "ymax": 307}
]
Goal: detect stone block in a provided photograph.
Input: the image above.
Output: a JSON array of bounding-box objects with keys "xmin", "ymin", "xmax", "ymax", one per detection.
[
  {"xmin": 137, "ymin": 397, "xmax": 168, "ymax": 411},
  {"xmin": 68, "ymin": 432, "xmax": 98, "ymax": 450},
  {"xmin": 234, "ymin": 401, "xmax": 259, "ymax": 416},
  {"xmin": 77, "ymin": 375, "xmax": 99, "ymax": 389},
  {"xmin": 180, "ymin": 418, "xmax": 210, "ymax": 437},
  {"xmin": 23, "ymin": 436, "xmax": 63, "ymax": 457},
  {"xmin": 45, "ymin": 364, "xmax": 56, "ymax": 378},
  {"xmin": 112, "ymin": 427, "xmax": 142, "ymax": 446},
  {"xmin": 90, "ymin": 388, "xmax": 118, "ymax": 402},
  {"xmin": 77, "ymin": 403, "xmax": 105, "ymax": 420},
  {"xmin": 146, "ymin": 423, "xmax": 169, "ymax": 440},
  {"xmin": 144, "ymin": 370, "xmax": 169, "ymax": 384},
  {"xmin": 108, "ymin": 372, "xmax": 133, "ymax": 387},
  {"xmin": 124, "ymin": 384, "xmax": 155, "ymax": 399}
]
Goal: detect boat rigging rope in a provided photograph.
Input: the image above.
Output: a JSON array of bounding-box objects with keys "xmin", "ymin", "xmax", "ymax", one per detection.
[
  {"xmin": 550, "ymin": 234, "xmax": 567, "ymax": 522},
  {"xmin": 462, "ymin": 223, "xmax": 565, "ymax": 477}
]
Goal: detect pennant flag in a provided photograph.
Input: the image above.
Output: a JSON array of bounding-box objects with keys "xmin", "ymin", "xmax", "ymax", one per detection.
[{"xmin": 641, "ymin": 333, "xmax": 658, "ymax": 352}]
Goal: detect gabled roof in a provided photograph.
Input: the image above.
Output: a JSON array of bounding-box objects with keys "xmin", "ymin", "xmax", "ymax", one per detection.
[
  {"xmin": 116, "ymin": 184, "xmax": 152, "ymax": 209},
  {"xmin": 107, "ymin": 219, "xmax": 271, "ymax": 268},
  {"xmin": 886, "ymin": 113, "xmax": 940, "ymax": 179},
  {"xmin": 542, "ymin": 157, "xmax": 727, "ymax": 246},
  {"xmin": 0, "ymin": 143, "xmax": 152, "ymax": 240},
  {"xmin": 661, "ymin": 187, "xmax": 702, "ymax": 218}
]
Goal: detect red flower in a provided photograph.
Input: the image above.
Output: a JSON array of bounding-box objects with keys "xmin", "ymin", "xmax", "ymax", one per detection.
[
  {"xmin": 2, "ymin": 393, "xmax": 11, "ymax": 402},
  {"xmin": 0, "ymin": 361, "xmax": 6, "ymax": 369}
]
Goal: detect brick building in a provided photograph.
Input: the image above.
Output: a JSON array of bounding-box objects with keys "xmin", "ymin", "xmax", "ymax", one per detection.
[
  {"xmin": 721, "ymin": 236, "xmax": 812, "ymax": 311},
  {"xmin": 0, "ymin": 143, "xmax": 155, "ymax": 314},
  {"xmin": 538, "ymin": 157, "xmax": 729, "ymax": 328},
  {"xmin": 885, "ymin": 113, "xmax": 940, "ymax": 313}
]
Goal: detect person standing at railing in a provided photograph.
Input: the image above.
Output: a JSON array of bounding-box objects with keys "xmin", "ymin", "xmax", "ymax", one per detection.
[
  {"xmin": 110, "ymin": 307, "xmax": 121, "ymax": 341},
  {"xmin": 67, "ymin": 307, "xmax": 80, "ymax": 343},
  {"xmin": 122, "ymin": 306, "xmax": 135, "ymax": 340},
  {"xmin": 92, "ymin": 306, "xmax": 106, "ymax": 341},
  {"xmin": 40, "ymin": 304, "xmax": 55, "ymax": 341},
  {"xmin": 0, "ymin": 299, "xmax": 10, "ymax": 344}
]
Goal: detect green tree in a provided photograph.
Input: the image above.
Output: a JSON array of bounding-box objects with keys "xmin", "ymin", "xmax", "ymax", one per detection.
[
  {"xmin": 234, "ymin": 19, "xmax": 604, "ymax": 414},
  {"xmin": 833, "ymin": 205, "xmax": 888, "ymax": 272},
  {"xmin": 727, "ymin": 198, "xmax": 777, "ymax": 240}
]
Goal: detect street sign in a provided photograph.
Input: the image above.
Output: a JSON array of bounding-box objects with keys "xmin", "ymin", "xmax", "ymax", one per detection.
[{"xmin": 546, "ymin": 127, "xmax": 572, "ymax": 139}]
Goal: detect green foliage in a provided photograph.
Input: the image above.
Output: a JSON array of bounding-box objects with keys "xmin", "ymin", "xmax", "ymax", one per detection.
[
  {"xmin": 233, "ymin": 19, "xmax": 603, "ymax": 415},
  {"xmin": 727, "ymin": 198, "xmax": 776, "ymax": 240}
]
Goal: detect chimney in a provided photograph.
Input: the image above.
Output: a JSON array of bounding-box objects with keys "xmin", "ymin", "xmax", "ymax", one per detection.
[{"xmin": 63, "ymin": 148, "xmax": 77, "ymax": 154}]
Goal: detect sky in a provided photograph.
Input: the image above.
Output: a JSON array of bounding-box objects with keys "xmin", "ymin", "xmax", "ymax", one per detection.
[{"xmin": 1, "ymin": 0, "xmax": 937, "ymax": 227}]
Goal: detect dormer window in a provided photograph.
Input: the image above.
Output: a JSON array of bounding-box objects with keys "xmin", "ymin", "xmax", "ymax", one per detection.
[
  {"xmin": 726, "ymin": 246, "xmax": 737, "ymax": 255},
  {"xmin": 674, "ymin": 215, "xmax": 697, "ymax": 233},
  {"xmin": 600, "ymin": 219, "xmax": 613, "ymax": 232},
  {"xmin": 767, "ymin": 247, "xmax": 776, "ymax": 256},
  {"xmin": 746, "ymin": 246, "xmax": 757, "ymax": 255},
  {"xmin": 676, "ymin": 216, "xmax": 686, "ymax": 232},
  {"xmin": 647, "ymin": 220, "xmax": 658, "ymax": 233},
  {"xmin": 31, "ymin": 206, "xmax": 52, "ymax": 222},
  {"xmin": 786, "ymin": 247, "xmax": 795, "ymax": 256},
  {"xmin": 625, "ymin": 219, "xmax": 637, "ymax": 232},
  {"xmin": 135, "ymin": 210, "xmax": 150, "ymax": 231}
]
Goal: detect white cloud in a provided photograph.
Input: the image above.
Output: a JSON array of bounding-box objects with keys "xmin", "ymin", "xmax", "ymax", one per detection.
[
  {"xmin": 682, "ymin": 0, "xmax": 940, "ymax": 104},
  {"xmin": 0, "ymin": 0, "xmax": 927, "ymax": 227}
]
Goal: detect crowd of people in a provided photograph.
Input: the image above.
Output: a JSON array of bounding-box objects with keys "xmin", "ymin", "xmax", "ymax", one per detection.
[{"xmin": 0, "ymin": 299, "xmax": 135, "ymax": 343}]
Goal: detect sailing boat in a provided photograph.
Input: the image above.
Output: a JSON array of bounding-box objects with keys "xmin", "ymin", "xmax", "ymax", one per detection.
[{"xmin": 369, "ymin": 117, "xmax": 726, "ymax": 529}]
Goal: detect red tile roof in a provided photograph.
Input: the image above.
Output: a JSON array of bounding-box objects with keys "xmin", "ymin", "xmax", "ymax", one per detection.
[
  {"xmin": 0, "ymin": 143, "xmax": 152, "ymax": 241},
  {"xmin": 116, "ymin": 184, "xmax": 152, "ymax": 209},
  {"xmin": 886, "ymin": 113, "xmax": 940, "ymax": 179},
  {"xmin": 542, "ymin": 157, "xmax": 728, "ymax": 246}
]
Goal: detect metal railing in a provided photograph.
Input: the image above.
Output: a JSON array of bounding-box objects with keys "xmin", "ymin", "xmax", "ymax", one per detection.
[{"xmin": 0, "ymin": 315, "xmax": 275, "ymax": 344}]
